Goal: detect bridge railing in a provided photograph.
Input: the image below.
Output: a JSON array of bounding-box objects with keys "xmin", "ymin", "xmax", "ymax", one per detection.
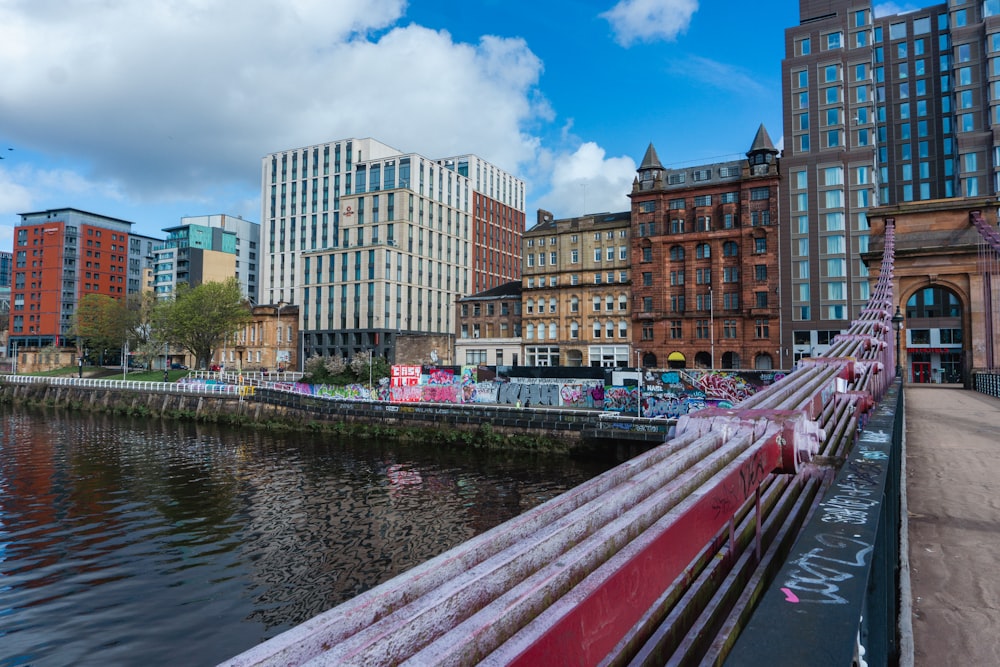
[
  {"xmin": 974, "ymin": 371, "xmax": 1000, "ymax": 398},
  {"xmin": 222, "ymin": 220, "xmax": 903, "ymax": 666}
]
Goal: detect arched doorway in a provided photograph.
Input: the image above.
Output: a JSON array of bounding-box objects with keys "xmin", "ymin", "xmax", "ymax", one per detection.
[
  {"xmin": 722, "ymin": 351, "xmax": 741, "ymax": 369},
  {"xmin": 667, "ymin": 351, "xmax": 686, "ymax": 369},
  {"xmin": 565, "ymin": 349, "xmax": 584, "ymax": 367},
  {"xmin": 754, "ymin": 353, "xmax": 773, "ymax": 370},
  {"xmin": 694, "ymin": 351, "xmax": 712, "ymax": 368},
  {"xmin": 641, "ymin": 351, "xmax": 658, "ymax": 368},
  {"xmin": 904, "ymin": 285, "xmax": 964, "ymax": 383}
]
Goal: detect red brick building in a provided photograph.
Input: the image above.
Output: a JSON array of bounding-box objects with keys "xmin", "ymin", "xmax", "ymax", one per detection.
[
  {"xmin": 11, "ymin": 208, "xmax": 148, "ymax": 352},
  {"xmin": 629, "ymin": 126, "xmax": 783, "ymax": 370}
]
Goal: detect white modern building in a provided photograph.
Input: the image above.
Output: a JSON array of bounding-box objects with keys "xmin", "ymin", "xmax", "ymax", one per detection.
[{"xmin": 260, "ymin": 138, "xmax": 525, "ymax": 364}]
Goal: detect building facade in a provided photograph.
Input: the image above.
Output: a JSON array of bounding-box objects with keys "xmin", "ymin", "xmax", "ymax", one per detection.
[
  {"xmin": 455, "ymin": 281, "xmax": 523, "ymax": 367},
  {"xmin": 629, "ymin": 128, "xmax": 783, "ymax": 370},
  {"xmin": 521, "ymin": 210, "xmax": 633, "ymax": 368},
  {"xmin": 781, "ymin": 0, "xmax": 1000, "ymax": 361},
  {"xmin": 863, "ymin": 198, "xmax": 1000, "ymax": 384},
  {"xmin": 152, "ymin": 214, "xmax": 260, "ymax": 302},
  {"xmin": 10, "ymin": 208, "xmax": 158, "ymax": 351},
  {"xmin": 214, "ymin": 303, "xmax": 298, "ymax": 372},
  {"xmin": 261, "ymin": 138, "xmax": 525, "ymax": 366}
]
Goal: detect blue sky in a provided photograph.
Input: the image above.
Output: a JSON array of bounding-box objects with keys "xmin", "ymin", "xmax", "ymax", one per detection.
[{"xmin": 0, "ymin": 1, "xmax": 809, "ymax": 247}]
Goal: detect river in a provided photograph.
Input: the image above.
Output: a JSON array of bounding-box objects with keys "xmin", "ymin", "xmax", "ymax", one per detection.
[{"xmin": 0, "ymin": 405, "xmax": 614, "ymax": 666}]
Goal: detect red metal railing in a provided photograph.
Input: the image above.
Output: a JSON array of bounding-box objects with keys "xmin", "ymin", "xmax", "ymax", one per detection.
[{"xmin": 222, "ymin": 222, "xmax": 900, "ymax": 667}]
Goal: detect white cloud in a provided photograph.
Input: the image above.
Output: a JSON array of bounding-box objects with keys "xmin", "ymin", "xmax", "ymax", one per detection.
[
  {"xmin": 533, "ymin": 142, "xmax": 635, "ymax": 223},
  {"xmin": 601, "ymin": 0, "xmax": 698, "ymax": 47},
  {"xmin": 0, "ymin": 0, "xmax": 547, "ymax": 213},
  {"xmin": 668, "ymin": 55, "xmax": 768, "ymax": 96}
]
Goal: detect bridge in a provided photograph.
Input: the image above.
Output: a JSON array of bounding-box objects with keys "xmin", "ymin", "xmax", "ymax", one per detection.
[{"xmin": 209, "ymin": 211, "xmax": 997, "ymax": 665}]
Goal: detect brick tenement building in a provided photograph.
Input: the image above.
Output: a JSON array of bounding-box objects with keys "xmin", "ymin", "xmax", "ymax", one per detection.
[
  {"xmin": 522, "ymin": 210, "xmax": 632, "ymax": 367},
  {"xmin": 629, "ymin": 126, "xmax": 783, "ymax": 370},
  {"xmin": 455, "ymin": 281, "xmax": 523, "ymax": 367}
]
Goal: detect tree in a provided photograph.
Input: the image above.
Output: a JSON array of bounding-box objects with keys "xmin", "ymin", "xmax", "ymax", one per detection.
[
  {"xmin": 154, "ymin": 279, "xmax": 251, "ymax": 370},
  {"xmin": 73, "ymin": 294, "xmax": 132, "ymax": 361}
]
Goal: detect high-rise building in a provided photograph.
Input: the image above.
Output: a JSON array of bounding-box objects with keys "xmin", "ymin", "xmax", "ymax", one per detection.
[
  {"xmin": 152, "ymin": 214, "xmax": 260, "ymax": 302},
  {"xmin": 261, "ymin": 138, "xmax": 525, "ymax": 364},
  {"xmin": 781, "ymin": 0, "xmax": 1000, "ymax": 361},
  {"xmin": 10, "ymin": 208, "xmax": 159, "ymax": 351},
  {"xmin": 629, "ymin": 127, "xmax": 783, "ymax": 370}
]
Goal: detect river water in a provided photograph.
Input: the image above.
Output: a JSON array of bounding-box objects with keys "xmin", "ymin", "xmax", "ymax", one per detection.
[{"xmin": 0, "ymin": 406, "xmax": 614, "ymax": 666}]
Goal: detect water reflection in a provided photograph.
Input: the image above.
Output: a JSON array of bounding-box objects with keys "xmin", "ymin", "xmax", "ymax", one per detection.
[{"xmin": 0, "ymin": 406, "xmax": 612, "ymax": 666}]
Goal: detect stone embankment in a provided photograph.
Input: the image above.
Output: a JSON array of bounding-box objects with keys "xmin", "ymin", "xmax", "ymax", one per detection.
[{"xmin": 0, "ymin": 379, "xmax": 670, "ymax": 459}]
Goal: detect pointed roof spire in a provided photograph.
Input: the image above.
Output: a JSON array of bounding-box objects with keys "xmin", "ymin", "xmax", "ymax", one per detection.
[
  {"xmin": 747, "ymin": 124, "xmax": 777, "ymax": 155},
  {"xmin": 638, "ymin": 143, "xmax": 663, "ymax": 171}
]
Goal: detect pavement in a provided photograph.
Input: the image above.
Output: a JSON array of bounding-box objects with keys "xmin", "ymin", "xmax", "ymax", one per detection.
[{"xmin": 904, "ymin": 385, "xmax": 1000, "ymax": 666}]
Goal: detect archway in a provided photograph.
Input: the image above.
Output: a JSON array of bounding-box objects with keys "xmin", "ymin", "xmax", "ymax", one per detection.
[
  {"xmin": 641, "ymin": 351, "xmax": 658, "ymax": 368},
  {"xmin": 667, "ymin": 351, "xmax": 686, "ymax": 369},
  {"xmin": 722, "ymin": 351, "xmax": 741, "ymax": 369},
  {"xmin": 904, "ymin": 284, "xmax": 964, "ymax": 383},
  {"xmin": 694, "ymin": 351, "xmax": 712, "ymax": 368},
  {"xmin": 565, "ymin": 349, "xmax": 584, "ymax": 367},
  {"xmin": 754, "ymin": 353, "xmax": 773, "ymax": 370}
]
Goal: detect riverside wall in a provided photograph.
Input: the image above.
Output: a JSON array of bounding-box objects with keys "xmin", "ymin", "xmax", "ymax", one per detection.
[{"xmin": 0, "ymin": 380, "xmax": 670, "ymax": 458}]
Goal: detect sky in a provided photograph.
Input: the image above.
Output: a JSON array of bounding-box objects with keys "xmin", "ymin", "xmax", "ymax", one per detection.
[{"xmin": 0, "ymin": 1, "xmax": 914, "ymax": 249}]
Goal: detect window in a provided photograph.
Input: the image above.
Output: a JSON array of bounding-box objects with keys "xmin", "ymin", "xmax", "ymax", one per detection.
[
  {"xmin": 643, "ymin": 296, "xmax": 653, "ymax": 312},
  {"xmin": 755, "ymin": 292, "xmax": 768, "ymax": 308},
  {"xmin": 754, "ymin": 237, "xmax": 767, "ymax": 254},
  {"xmin": 694, "ymin": 194, "xmax": 712, "ymax": 206},
  {"xmin": 642, "ymin": 272, "xmax": 653, "ymax": 286},
  {"xmin": 750, "ymin": 187, "xmax": 770, "ymax": 200},
  {"xmin": 670, "ymin": 320, "xmax": 683, "ymax": 339},
  {"xmin": 670, "ymin": 245, "xmax": 684, "ymax": 261},
  {"xmin": 696, "ymin": 243, "xmax": 711, "ymax": 259},
  {"xmin": 755, "ymin": 264, "xmax": 767, "ymax": 281},
  {"xmin": 723, "ymin": 241, "xmax": 738, "ymax": 257},
  {"xmin": 755, "ymin": 319, "xmax": 770, "ymax": 338}
]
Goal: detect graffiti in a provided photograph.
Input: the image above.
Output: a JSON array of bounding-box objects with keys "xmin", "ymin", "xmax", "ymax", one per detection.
[
  {"xmin": 497, "ymin": 383, "xmax": 561, "ymax": 407},
  {"xmin": 602, "ymin": 386, "xmax": 637, "ymax": 413},
  {"xmin": 661, "ymin": 371, "xmax": 680, "ymax": 385},
  {"xmin": 560, "ymin": 382, "xmax": 604, "ymax": 408},
  {"xmin": 697, "ymin": 372, "xmax": 757, "ymax": 404},
  {"xmin": 781, "ymin": 534, "xmax": 873, "ymax": 604}
]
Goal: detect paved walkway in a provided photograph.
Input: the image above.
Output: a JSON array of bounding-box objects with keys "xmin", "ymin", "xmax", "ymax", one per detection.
[{"xmin": 905, "ymin": 385, "xmax": 1000, "ymax": 666}]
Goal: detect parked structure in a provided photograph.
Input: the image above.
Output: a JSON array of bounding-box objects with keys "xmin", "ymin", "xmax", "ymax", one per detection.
[
  {"xmin": 522, "ymin": 210, "xmax": 633, "ymax": 367},
  {"xmin": 781, "ymin": 0, "xmax": 1000, "ymax": 360},
  {"xmin": 455, "ymin": 280, "xmax": 523, "ymax": 367},
  {"xmin": 629, "ymin": 127, "xmax": 782, "ymax": 370},
  {"xmin": 9, "ymin": 208, "xmax": 159, "ymax": 352},
  {"xmin": 260, "ymin": 138, "xmax": 525, "ymax": 366},
  {"xmin": 152, "ymin": 214, "xmax": 260, "ymax": 303}
]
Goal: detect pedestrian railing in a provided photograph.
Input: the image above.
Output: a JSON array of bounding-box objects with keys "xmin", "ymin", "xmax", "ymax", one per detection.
[
  {"xmin": 974, "ymin": 371, "xmax": 1000, "ymax": 398},
  {"xmin": 0, "ymin": 374, "xmax": 246, "ymax": 396}
]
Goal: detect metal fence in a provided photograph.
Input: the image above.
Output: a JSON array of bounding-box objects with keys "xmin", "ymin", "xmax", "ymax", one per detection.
[
  {"xmin": 974, "ymin": 371, "xmax": 1000, "ymax": 398},
  {"xmin": 0, "ymin": 374, "xmax": 246, "ymax": 396}
]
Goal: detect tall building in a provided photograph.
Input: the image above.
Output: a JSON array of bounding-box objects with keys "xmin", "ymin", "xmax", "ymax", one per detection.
[
  {"xmin": 522, "ymin": 209, "xmax": 633, "ymax": 368},
  {"xmin": 629, "ymin": 127, "xmax": 783, "ymax": 370},
  {"xmin": 261, "ymin": 138, "xmax": 525, "ymax": 364},
  {"xmin": 152, "ymin": 214, "xmax": 260, "ymax": 302},
  {"xmin": 781, "ymin": 0, "xmax": 1000, "ymax": 361},
  {"xmin": 10, "ymin": 208, "xmax": 159, "ymax": 350}
]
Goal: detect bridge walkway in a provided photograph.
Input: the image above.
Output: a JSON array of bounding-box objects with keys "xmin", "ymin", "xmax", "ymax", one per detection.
[{"xmin": 904, "ymin": 385, "xmax": 1000, "ymax": 666}]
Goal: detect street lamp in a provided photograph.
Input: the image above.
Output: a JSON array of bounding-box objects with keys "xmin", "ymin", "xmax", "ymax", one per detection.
[
  {"xmin": 275, "ymin": 301, "xmax": 286, "ymax": 373},
  {"xmin": 636, "ymin": 349, "xmax": 642, "ymax": 418},
  {"xmin": 891, "ymin": 306, "xmax": 904, "ymax": 378}
]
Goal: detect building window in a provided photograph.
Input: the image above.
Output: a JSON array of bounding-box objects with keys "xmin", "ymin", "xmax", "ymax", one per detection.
[
  {"xmin": 755, "ymin": 319, "xmax": 770, "ymax": 338},
  {"xmin": 670, "ymin": 320, "xmax": 683, "ymax": 339}
]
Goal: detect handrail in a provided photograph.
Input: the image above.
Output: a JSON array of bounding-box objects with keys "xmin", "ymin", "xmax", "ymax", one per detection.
[{"xmin": 0, "ymin": 374, "xmax": 246, "ymax": 396}]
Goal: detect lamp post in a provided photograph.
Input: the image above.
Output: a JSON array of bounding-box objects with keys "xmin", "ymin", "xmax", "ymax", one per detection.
[
  {"xmin": 368, "ymin": 348, "xmax": 373, "ymax": 398},
  {"xmin": 636, "ymin": 349, "xmax": 642, "ymax": 418},
  {"xmin": 892, "ymin": 306, "xmax": 904, "ymax": 378},
  {"xmin": 275, "ymin": 301, "xmax": 287, "ymax": 373},
  {"xmin": 709, "ymin": 286, "xmax": 714, "ymax": 370}
]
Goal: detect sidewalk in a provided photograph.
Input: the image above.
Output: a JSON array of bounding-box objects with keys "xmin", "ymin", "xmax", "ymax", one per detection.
[{"xmin": 905, "ymin": 385, "xmax": 1000, "ymax": 665}]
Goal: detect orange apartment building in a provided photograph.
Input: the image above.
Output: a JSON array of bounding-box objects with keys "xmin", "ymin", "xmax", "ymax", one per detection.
[{"xmin": 10, "ymin": 208, "xmax": 158, "ymax": 354}]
